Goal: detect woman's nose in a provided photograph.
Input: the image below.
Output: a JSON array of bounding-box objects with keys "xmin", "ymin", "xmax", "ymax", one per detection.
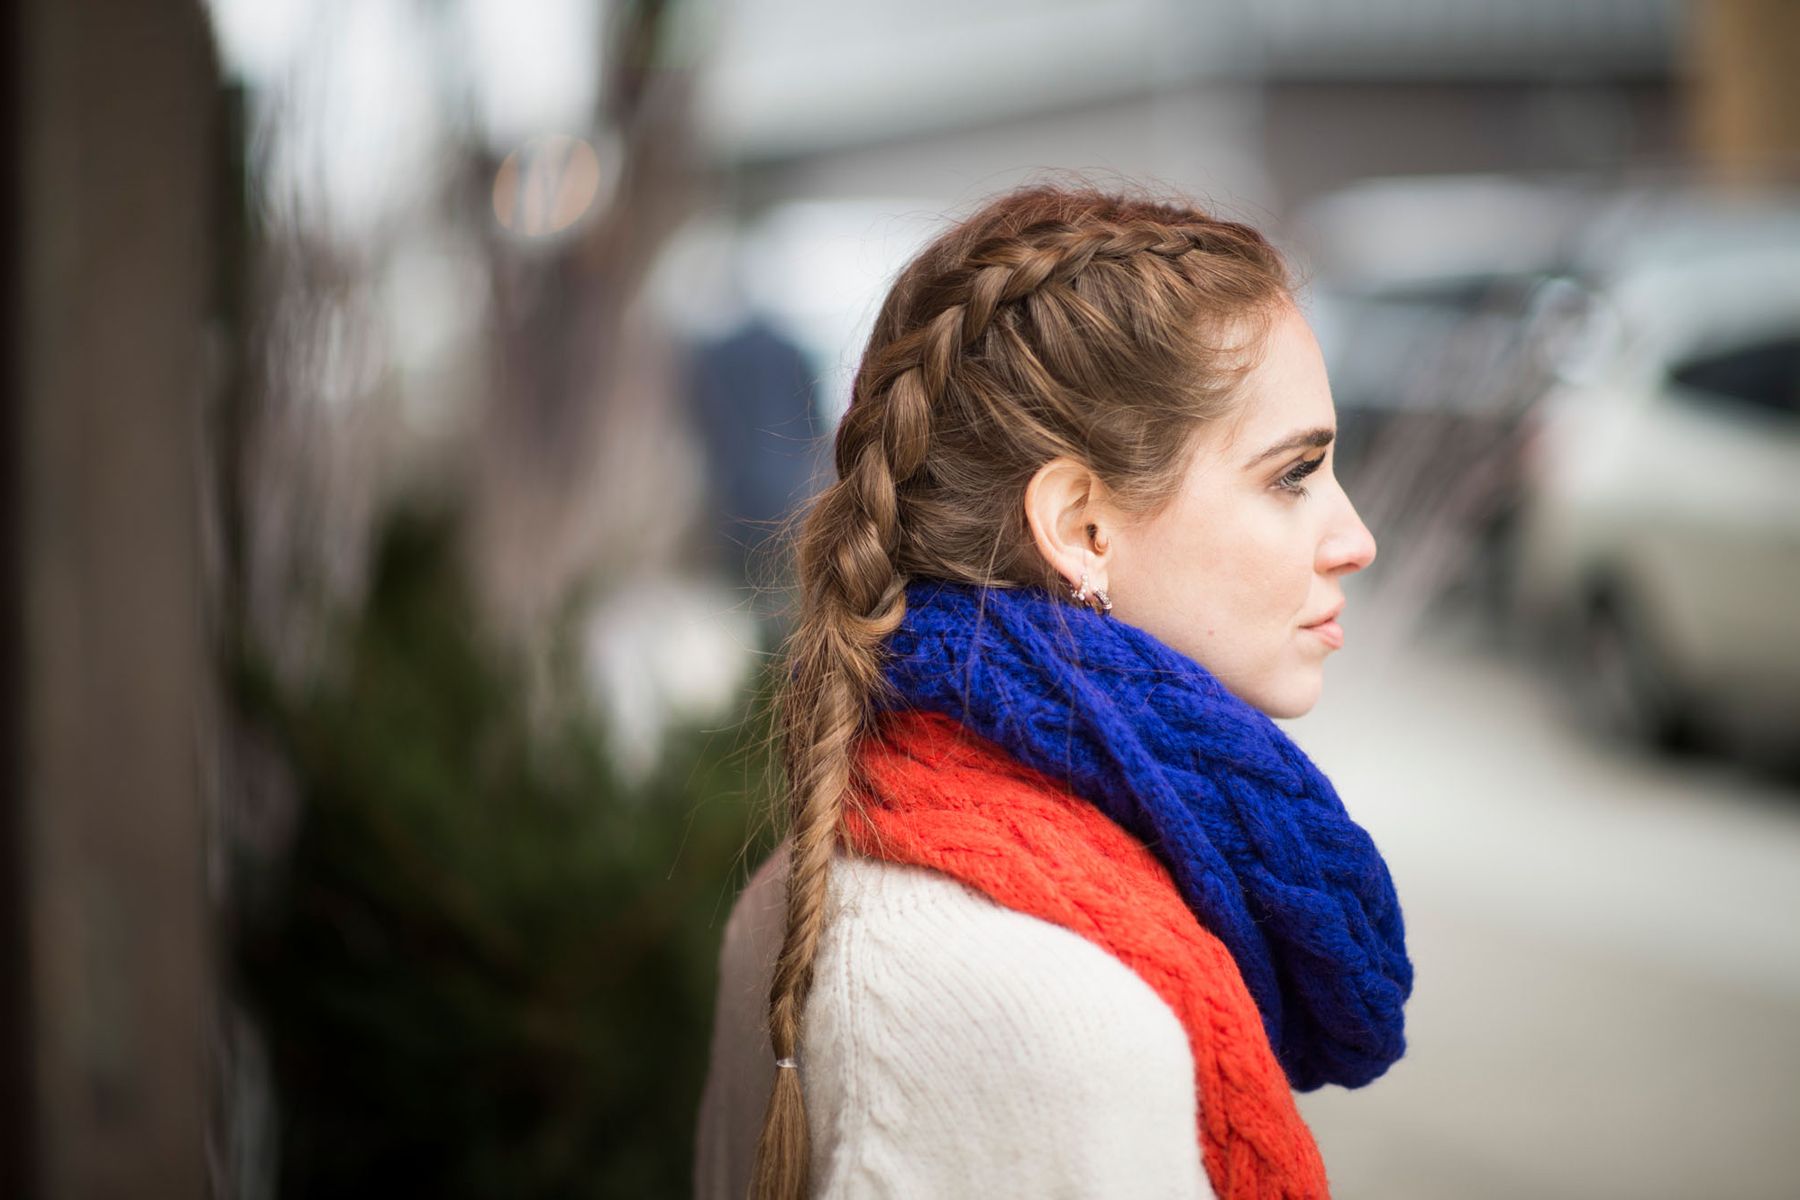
[{"xmin": 1321, "ymin": 493, "xmax": 1377, "ymax": 575}]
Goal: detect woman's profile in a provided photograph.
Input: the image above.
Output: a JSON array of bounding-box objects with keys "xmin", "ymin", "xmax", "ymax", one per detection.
[{"xmin": 695, "ymin": 181, "xmax": 1414, "ymax": 1200}]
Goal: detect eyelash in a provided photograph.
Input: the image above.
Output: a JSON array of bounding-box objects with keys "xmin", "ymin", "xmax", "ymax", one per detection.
[{"xmin": 1276, "ymin": 454, "xmax": 1327, "ymax": 498}]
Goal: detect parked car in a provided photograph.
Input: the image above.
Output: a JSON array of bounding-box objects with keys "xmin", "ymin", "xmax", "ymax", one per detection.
[{"xmin": 1508, "ymin": 191, "xmax": 1800, "ymax": 761}]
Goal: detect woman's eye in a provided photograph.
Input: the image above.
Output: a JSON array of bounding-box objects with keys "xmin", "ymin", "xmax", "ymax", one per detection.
[{"xmin": 1276, "ymin": 454, "xmax": 1326, "ymax": 497}]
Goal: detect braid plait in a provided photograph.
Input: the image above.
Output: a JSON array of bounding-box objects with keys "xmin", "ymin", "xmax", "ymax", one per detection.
[{"xmin": 847, "ymin": 217, "xmax": 1253, "ymax": 466}]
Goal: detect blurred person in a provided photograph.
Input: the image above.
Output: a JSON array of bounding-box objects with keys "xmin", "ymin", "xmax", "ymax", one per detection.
[
  {"xmin": 684, "ymin": 306, "xmax": 827, "ymax": 594},
  {"xmin": 695, "ymin": 183, "xmax": 1410, "ymax": 1199}
]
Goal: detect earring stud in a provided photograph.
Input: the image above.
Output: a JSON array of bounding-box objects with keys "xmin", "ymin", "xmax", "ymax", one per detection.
[{"xmin": 1067, "ymin": 571, "xmax": 1112, "ymax": 615}]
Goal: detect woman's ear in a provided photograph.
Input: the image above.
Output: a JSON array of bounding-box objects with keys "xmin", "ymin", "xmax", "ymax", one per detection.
[{"xmin": 1024, "ymin": 457, "xmax": 1114, "ymax": 592}]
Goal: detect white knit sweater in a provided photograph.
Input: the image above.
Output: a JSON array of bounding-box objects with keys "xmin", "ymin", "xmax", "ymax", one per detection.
[{"xmin": 694, "ymin": 841, "xmax": 1216, "ymax": 1199}]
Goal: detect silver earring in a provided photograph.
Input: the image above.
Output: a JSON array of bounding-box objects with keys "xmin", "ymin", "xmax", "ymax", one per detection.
[{"xmin": 1068, "ymin": 571, "xmax": 1112, "ymax": 615}]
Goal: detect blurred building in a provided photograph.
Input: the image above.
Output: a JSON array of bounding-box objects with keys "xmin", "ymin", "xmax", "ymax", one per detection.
[{"xmin": 695, "ymin": 0, "xmax": 1684, "ymax": 222}]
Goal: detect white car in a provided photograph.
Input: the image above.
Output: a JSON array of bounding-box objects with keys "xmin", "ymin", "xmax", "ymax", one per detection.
[{"xmin": 1510, "ymin": 193, "xmax": 1800, "ymax": 763}]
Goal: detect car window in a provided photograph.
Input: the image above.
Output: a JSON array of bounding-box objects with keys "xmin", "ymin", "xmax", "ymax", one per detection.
[{"xmin": 1668, "ymin": 333, "xmax": 1800, "ymax": 419}]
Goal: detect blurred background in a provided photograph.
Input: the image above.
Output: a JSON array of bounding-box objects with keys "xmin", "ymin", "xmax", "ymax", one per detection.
[{"xmin": 3, "ymin": 0, "xmax": 1797, "ymax": 1196}]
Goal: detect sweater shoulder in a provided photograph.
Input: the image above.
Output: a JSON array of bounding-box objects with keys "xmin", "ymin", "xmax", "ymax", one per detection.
[
  {"xmin": 800, "ymin": 849, "xmax": 1210, "ymax": 1198},
  {"xmin": 810, "ymin": 849, "xmax": 1199, "ymax": 1085},
  {"xmin": 694, "ymin": 843, "xmax": 1214, "ymax": 1200}
]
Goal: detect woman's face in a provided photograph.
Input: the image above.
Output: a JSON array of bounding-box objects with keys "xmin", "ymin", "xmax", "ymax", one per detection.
[{"xmin": 1102, "ymin": 302, "xmax": 1377, "ymax": 718}]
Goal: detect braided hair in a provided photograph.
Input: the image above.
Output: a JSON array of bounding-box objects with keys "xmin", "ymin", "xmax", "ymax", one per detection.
[{"xmin": 748, "ymin": 182, "xmax": 1293, "ymax": 1199}]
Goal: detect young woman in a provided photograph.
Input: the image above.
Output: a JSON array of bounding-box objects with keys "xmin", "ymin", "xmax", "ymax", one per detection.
[{"xmin": 695, "ymin": 182, "xmax": 1413, "ymax": 1200}]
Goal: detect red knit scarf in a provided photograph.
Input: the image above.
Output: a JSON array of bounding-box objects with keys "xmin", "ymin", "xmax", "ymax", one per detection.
[{"xmin": 841, "ymin": 709, "xmax": 1331, "ymax": 1200}]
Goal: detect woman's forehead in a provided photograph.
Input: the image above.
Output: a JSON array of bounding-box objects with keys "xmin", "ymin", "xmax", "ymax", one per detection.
[{"xmin": 1217, "ymin": 314, "xmax": 1333, "ymax": 449}]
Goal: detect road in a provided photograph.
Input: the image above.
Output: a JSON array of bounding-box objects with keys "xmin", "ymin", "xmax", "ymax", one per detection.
[{"xmin": 1285, "ymin": 604, "xmax": 1800, "ymax": 1200}]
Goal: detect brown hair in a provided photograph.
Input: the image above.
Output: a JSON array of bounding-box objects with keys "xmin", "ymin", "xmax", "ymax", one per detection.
[{"xmin": 748, "ymin": 180, "xmax": 1293, "ymax": 1198}]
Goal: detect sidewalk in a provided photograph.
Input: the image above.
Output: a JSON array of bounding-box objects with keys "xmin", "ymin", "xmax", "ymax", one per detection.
[{"xmin": 1286, "ymin": 611, "xmax": 1800, "ymax": 1200}]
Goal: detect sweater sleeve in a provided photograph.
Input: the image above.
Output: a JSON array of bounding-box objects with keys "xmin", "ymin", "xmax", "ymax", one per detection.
[
  {"xmin": 803, "ymin": 857, "xmax": 1215, "ymax": 1200},
  {"xmin": 694, "ymin": 849, "xmax": 790, "ymax": 1200}
]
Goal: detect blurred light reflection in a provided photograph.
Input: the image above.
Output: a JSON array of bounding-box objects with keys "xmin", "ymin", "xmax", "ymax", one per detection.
[{"xmin": 492, "ymin": 133, "xmax": 608, "ymax": 239}]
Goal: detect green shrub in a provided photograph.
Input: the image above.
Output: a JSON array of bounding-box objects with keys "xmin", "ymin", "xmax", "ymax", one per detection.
[{"xmin": 229, "ymin": 501, "xmax": 778, "ymax": 1198}]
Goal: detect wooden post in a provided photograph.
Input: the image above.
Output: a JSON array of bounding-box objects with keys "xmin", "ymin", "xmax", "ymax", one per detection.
[{"xmin": 7, "ymin": 0, "xmax": 216, "ymax": 1195}]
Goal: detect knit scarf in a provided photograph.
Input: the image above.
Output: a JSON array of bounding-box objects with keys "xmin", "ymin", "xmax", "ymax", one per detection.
[
  {"xmin": 838, "ymin": 580, "xmax": 1413, "ymax": 1194},
  {"xmin": 843, "ymin": 709, "xmax": 1329, "ymax": 1199},
  {"xmin": 874, "ymin": 578, "xmax": 1411, "ymax": 1086}
]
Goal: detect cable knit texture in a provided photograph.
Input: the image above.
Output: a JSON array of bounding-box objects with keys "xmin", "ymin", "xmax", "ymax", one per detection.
[
  {"xmin": 845, "ymin": 709, "xmax": 1328, "ymax": 1199},
  {"xmin": 694, "ymin": 842, "xmax": 1215, "ymax": 1199},
  {"xmin": 877, "ymin": 580, "xmax": 1413, "ymax": 1093}
]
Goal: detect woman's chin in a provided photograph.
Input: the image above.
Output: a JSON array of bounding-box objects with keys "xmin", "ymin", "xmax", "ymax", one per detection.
[{"xmin": 1248, "ymin": 670, "xmax": 1324, "ymax": 720}]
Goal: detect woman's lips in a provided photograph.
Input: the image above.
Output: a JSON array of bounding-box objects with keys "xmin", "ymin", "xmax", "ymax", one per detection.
[{"xmin": 1303, "ymin": 619, "xmax": 1344, "ymax": 650}]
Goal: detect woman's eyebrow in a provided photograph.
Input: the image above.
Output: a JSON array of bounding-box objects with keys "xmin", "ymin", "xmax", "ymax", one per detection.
[{"xmin": 1244, "ymin": 426, "xmax": 1334, "ymax": 469}]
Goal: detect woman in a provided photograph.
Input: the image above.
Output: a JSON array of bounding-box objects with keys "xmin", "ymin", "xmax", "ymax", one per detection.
[{"xmin": 695, "ymin": 182, "xmax": 1413, "ymax": 1199}]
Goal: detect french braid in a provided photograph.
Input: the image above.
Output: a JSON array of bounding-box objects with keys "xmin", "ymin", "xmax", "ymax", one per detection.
[{"xmin": 747, "ymin": 182, "xmax": 1292, "ymax": 1199}]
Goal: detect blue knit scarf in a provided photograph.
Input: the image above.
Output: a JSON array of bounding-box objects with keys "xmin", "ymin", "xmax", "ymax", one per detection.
[{"xmin": 876, "ymin": 578, "xmax": 1414, "ymax": 1091}]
